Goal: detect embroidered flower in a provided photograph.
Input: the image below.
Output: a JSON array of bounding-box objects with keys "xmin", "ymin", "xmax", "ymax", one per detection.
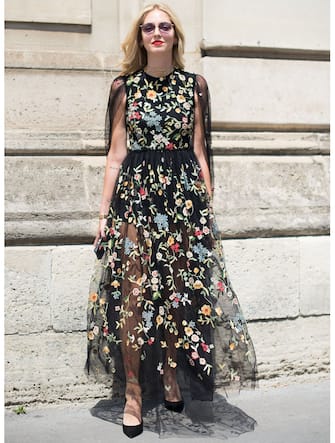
[
  {"xmin": 89, "ymin": 292, "xmax": 98, "ymax": 302},
  {"xmin": 177, "ymin": 94, "xmax": 186, "ymax": 103},
  {"xmin": 124, "ymin": 237, "xmax": 135, "ymax": 255},
  {"xmin": 201, "ymin": 305, "xmax": 212, "ymax": 316},
  {"xmin": 171, "ymin": 242, "xmax": 180, "ymax": 253},
  {"xmin": 184, "ymin": 326, "xmax": 193, "ymax": 336},
  {"xmin": 201, "ymin": 342, "xmax": 210, "ymax": 352},
  {"xmin": 172, "ymin": 299, "xmax": 179, "ymax": 308},
  {"xmin": 143, "ymin": 111, "xmax": 162, "ymax": 128},
  {"xmin": 215, "ymin": 306, "xmax": 223, "ymax": 316},
  {"xmin": 156, "ymin": 315, "xmax": 163, "ymax": 326},
  {"xmin": 192, "ymin": 244, "xmax": 210, "ymax": 261},
  {"xmin": 139, "ymin": 187, "xmax": 146, "ymax": 198},
  {"xmin": 191, "ymin": 334, "xmax": 199, "ymax": 343},
  {"xmin": 146, "ymin": 238, "xmax": 152, "ymax": 247},
  {"xmin": 154, "ymin": 213, "xmax": 169, "ymax": 230},
  {"xmin": 217, "ymin": 281, "xmax": 225, "ymax": 292},
  {"xmin": 193, "ymin": 280, "xmax": 203, "ymax": 289},
  {"xmin": 167, "ymin": 236, "xmax": 174, "ymax": 246},
  {"xmin": 130, "ymin": 111, "xmax": 141, "ymax": 120},
  {"xmin": 111, "ymin": 280, "xmax": 120, "ymax": 288},
  {"xmin": 146, "ymin": 90, "xmax": 157, "ymax": 100}
]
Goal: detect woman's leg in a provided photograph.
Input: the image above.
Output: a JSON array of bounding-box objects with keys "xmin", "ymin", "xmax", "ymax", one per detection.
[
  {"xmin": 121, "ymin": 343, "xmax": 142, "ymax": 425},
  {"xmin": 119, "ymin": 224, "xmax": 143, "ymax": 425},
  {"xmin": 163, "ymin": 333, "xmax": 182, "ymax": 402},
  {"xmin": 162, "ymin": 248, "xmax": 186, "ymax": 403}
]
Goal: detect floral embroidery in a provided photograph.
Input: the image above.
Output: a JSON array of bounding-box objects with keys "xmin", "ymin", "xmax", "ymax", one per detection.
[{"xmin": 86, "ymin": 69, "xmax": 257, "ymax": 394}]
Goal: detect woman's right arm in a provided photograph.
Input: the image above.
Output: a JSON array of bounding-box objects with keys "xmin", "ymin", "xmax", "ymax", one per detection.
[{"xmin": 94, "ymin": 93, "xmax": 127, "ymax": 245}]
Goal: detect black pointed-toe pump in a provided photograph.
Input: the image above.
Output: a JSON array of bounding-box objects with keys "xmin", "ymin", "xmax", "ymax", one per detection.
[
  {"xmin": 164, "ymin": 398, "xmax": 184, "ymax": 413},
  {"xmin": 122, "ymin": 421, "xmax": 143, "ymax": 439}
]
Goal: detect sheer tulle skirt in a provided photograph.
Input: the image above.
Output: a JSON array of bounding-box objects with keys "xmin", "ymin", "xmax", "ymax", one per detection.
[{"xmin": 86, "ymin": 148, "xmax": 257, "ymax": 436}]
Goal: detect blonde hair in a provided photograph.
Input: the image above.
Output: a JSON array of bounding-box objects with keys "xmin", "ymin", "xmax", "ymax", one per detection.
[{"xmin": 120, "ymin": 3, "xmax": 185, "ymax": 76}]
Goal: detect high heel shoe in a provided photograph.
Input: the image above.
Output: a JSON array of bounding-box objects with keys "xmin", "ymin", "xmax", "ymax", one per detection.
[
  {"xmin": 122, "ymin": 421, "xmax": 143, "ymax": 439},
  {"xmin": 123, "ymin": 398, "xmax": 143, "ymax": 438},
  {"xmin": 164, "ymin": 398, "xmax": 184, "ymax": 413}
]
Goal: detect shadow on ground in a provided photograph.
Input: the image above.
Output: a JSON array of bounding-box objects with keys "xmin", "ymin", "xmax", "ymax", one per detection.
[{"xmin": 90, "ymin": 392, "xmax": 257, "ymax": 439}]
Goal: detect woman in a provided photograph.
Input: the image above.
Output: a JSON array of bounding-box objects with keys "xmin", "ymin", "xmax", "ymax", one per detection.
[{"xmin": 87, "ymin": 3, "xmax": 257, "ymax": 439}]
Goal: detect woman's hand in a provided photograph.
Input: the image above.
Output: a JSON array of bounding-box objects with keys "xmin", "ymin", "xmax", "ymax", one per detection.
[{"xmin": 93, "ymin": 219, "xmax": 108, "ymax": 247}]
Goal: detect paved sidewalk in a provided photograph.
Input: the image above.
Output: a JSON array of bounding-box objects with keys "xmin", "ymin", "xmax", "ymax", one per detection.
[{"xmin": 5, "ymin": 377, "xmax": 330, "ymax": 443}]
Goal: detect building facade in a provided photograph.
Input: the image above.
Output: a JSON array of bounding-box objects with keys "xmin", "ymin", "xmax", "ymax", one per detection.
[{"xmin": 5, "ymin": 0, "xmax": 330, "ymax": 404}]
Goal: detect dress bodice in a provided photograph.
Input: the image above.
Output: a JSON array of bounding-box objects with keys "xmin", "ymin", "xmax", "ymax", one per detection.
[{"xmin": 125, "ymin": 70, "xmax": 196, "ymax": 151}]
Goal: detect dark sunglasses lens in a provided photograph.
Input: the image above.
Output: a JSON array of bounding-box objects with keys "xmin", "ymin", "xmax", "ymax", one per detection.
[
  {"xmin": 142, "ymin": 23, "xmax": 155, "ymax": 33},
  {"xmin": 159, "ymin": 22, "xmax": 172, "ymax": 32}
]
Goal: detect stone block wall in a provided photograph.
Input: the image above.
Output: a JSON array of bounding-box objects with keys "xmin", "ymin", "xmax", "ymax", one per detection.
[{"xmin": 4, "ymin": 0, "xmax": 330, "ymax": 405}]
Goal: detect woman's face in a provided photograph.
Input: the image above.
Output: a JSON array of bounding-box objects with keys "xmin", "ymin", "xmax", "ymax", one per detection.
[{"xmin": 140, "ymin": 9, "xmax": 177, "ymax": 58}]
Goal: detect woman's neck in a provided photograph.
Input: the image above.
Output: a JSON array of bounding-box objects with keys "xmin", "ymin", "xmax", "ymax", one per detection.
[
  {"xmin": 145, "ymin": 55, "xmax": 174, "ymax": 77},
  {"xmin": 144, "ymin": 65, "xmax": 174, "ymax": 77}
]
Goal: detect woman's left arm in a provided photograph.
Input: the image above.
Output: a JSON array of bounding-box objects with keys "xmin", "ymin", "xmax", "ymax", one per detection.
[{"xmin": 193, "ymin": 92, "xmax": 212, "ymax": 199}]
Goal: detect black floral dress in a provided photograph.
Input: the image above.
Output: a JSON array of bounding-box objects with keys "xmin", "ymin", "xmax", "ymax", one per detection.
[{"xmin": 86, "ymin": 69, "xmax": 257, "ymax": 437}]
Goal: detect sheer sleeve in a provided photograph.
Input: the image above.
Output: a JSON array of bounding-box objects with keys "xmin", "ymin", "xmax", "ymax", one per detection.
[
  {"xmin": 105, "ymin": 76, "xmax": 127, "ymax": 155},
  {"xmin": 195, "ymin": 74, "xmax": 214, "ymax": 189}
]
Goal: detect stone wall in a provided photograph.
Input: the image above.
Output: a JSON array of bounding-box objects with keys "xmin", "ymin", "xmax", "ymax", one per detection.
[{"xmin": 4, "ymin": 0, "xmax": 330, "ymax": 405}]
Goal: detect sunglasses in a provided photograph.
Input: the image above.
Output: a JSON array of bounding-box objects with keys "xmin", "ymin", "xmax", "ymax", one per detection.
[{"xmin": 140, "ymin": 22, "xmax": 174, "ymax": 34}]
